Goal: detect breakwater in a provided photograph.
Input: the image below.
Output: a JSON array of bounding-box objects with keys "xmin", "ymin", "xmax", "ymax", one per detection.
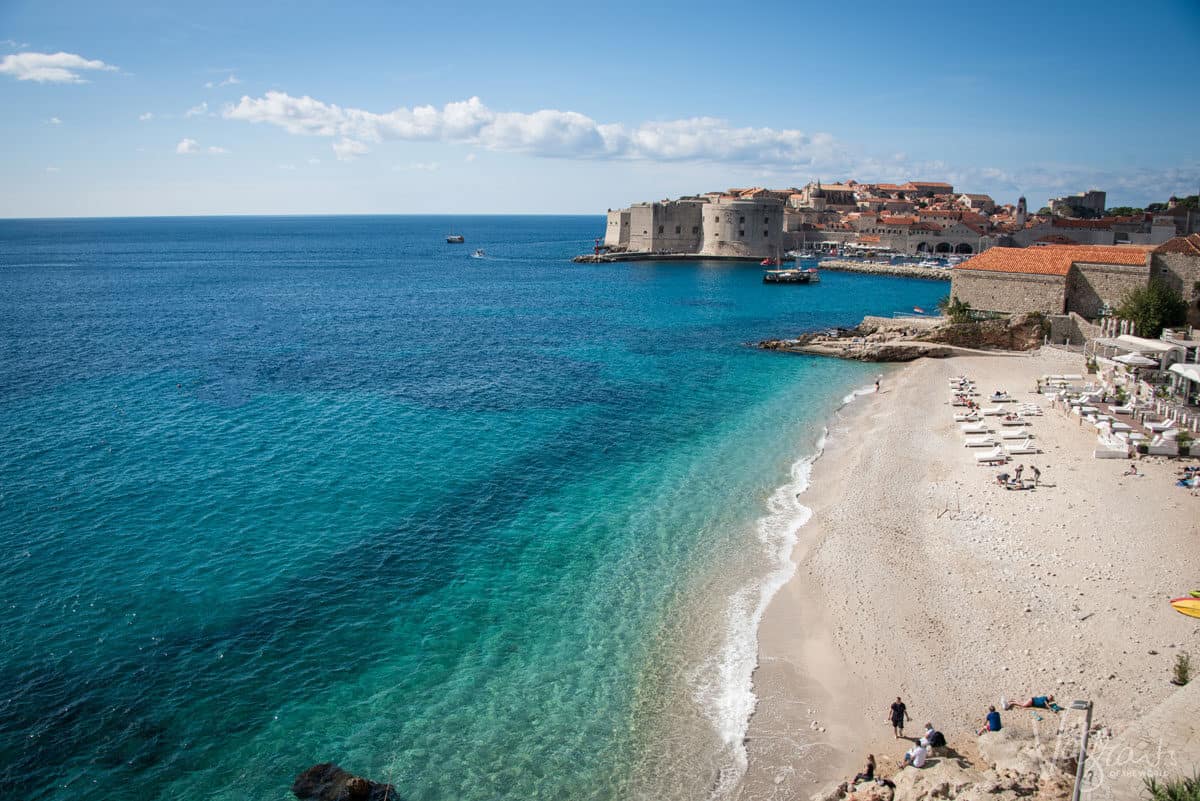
[
  {"xmin": 571, "ymin": 252, "xmax": 792, "ymax": 264},
  {"xmin": 816, "ymin": 260, "xmax": 951, "ymax": 280}
]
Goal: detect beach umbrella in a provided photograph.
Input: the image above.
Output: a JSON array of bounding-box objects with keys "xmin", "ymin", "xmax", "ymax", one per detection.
[{"xmin": 1114, "ymin": 353, "xmax": 1157, "ymax": 367}]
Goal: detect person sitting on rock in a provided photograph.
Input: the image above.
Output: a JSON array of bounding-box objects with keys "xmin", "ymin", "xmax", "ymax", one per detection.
[
  {"xmin": 921, "ymin": 723, "xmax": 946, "ymax": 751},
  {"xmin": 902, "ymin": 742, "xmax": 928, "ymax": 769},
  {"xmin": 977, "ymin": 705, "xmax": 1002, "ymax": 735},
  {"xmin": 852, "ymin": 754, "xmax": 876, "ymax": 784}
]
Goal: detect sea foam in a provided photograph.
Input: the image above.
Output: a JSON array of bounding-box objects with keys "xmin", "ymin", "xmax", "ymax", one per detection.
[{"xmin": 693, "ymin": 383, "xmax": 874, "ymax": 799}]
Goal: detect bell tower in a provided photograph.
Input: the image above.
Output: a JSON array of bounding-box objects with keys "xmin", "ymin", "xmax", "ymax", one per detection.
[{"xmin": 1016, "ymin": 196, "xmax": 1027, "ymax": 227}]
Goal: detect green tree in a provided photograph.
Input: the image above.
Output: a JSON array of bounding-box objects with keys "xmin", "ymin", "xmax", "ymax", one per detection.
[
  {"xmin": 1036, "ymin": 207, "xmax": 1052, "ymax": 216},
  {"xmin": 1105, "ymin": 206, "xmax": 1144, "ymax": 217},
  {"xmin": 1115, "ymin": 279, "xmax": 1188, "ymax": 338}
]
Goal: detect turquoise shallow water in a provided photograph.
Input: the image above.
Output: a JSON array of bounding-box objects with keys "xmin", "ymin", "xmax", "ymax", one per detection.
[{"xmin": 0, "ymin": 216, "xmax": 947, "ymax": 800}]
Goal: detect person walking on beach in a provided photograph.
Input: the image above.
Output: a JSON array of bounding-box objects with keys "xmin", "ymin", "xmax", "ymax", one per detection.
[
  {"xmin": 1031, "ymin": 466, "xmax": 1041, "ymax": 487},
  {"xmin": 889, "ymin": 697, "xmax": 911, "ymax": 738},
  {"xmin": 875, "ymin": 378, "xmax": 881, "ymax": 393}
]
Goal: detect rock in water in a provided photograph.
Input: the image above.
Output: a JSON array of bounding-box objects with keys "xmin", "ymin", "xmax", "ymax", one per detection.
[{"xmin": 293, "ymin": 763, "xmax": 399, "ymax": 801}]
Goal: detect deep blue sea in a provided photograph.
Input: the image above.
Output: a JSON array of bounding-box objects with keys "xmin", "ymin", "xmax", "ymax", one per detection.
[{"xmin": 0, "ymin": 216, "xmax": 946, "ymax": 801}]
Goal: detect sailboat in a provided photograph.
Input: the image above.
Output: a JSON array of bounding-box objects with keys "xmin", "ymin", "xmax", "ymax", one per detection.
[{"xmin": 446, "ymin": 233, "xmax": 465, "ymax": 244}]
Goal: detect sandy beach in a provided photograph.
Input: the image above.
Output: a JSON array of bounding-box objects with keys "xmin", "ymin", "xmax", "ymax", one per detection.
[{"xmin": 737, "ymin": 349, "xmax": 1200, "ymax": 800}]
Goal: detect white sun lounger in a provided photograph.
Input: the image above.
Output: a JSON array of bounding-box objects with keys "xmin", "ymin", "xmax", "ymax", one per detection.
[
  {"xmin": 961, "ymin": 422, "xmax": 990, "ymax": 434},
  {"xmin": 976, "ymin": 447, "xmax": 1007, "ymax": 464},
  {"xmin": 999, "ymin": 417, "xmax": 1030, "ymax": 427},
  {"xmin": 981, "ymin": 407, "xmax": 1004, "ymax": 416},
  {"xmin": 1004, "ymin": 439, "xmax": 1040, "ymax": 455},
  {"xmin": 964, "ymin": 436, "xmax": 997, "ymax": 448},
  {"xmin": 1000, "ymin": 429, "xmax": 1031, "ymax": 440},
  {"xmin": 954, "ymin": 412, "xmax": 980, "ymax": 422}
]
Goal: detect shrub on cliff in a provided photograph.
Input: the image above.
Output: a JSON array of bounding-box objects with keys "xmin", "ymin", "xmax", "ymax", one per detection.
[
  {"xmin": 1115, "ymin": 280, "xmax": 1187, "ymax": 338},
  {"xmin": 937, "ymin": 295, "xmax": 975, "ymax": 324}
]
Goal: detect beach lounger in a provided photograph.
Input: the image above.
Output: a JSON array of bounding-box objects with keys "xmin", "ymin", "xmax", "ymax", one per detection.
[
  {"xmin": 953, "ymin": 412, "xmax": 980, "ymax": 422},
  {"xmin": 964, "ymin": 436, "xmax": 997, "ymax": 448},
  {"xmin": 1111, "ymin": 404, "xmax": 1134, "ymax": 415},
  {"xmin": 1005, "ymin": 439, "xmax": 1040, "ymax": 455},
  {"xmin": 981, "ymin": 407, "xmax": 1004, "ymax": 416},
  {"xmin": 1147, "ymin": 420, "xmax": 1175, "ymax": 433},
  {"xmin": 1000, "ymin": 429, "xmax": 1031, "ymax": 440},
  {"xmin": 961, "ymin": 422, "xmax": 989, "ymax": 434},
  {"xmin": 976, "ymin": 447, "xmax": 1007, "ymax": 464},
  {"xmin": 999, "ymin": 418, "xmax": 1029, "ymax": 427}
]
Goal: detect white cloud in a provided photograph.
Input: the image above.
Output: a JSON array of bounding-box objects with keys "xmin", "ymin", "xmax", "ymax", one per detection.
[
  {"xmin": 48, "ymin": 116, "xmax": 61, "ymax": 125},
  {"xmin": 45, "ymin": 166, "xmax": 60, "ymax": 172},
  {"xmin": 465, "ymin": 152, "xmax": 476, "ymax": 162},
  {"xmin": 176, "ymin": 138, "xmax": 228, "ymax": 155},
  {"xmin": 185, "ymin": 101, "xmax": 209, "ymax": 117},
  {"xmin": 138, "ymin": 112, "xmax": 153, "ymax": 121},
  {"xmin": 224, "ymin": 91, "xmax": 846, "ymax": 168},
  {"xmin": 205, "ymin": 73, "xmax": 241, "ymax": 89},
  {"xmin": 2, "ymin": 39, "xmax": 31, "ymax": 49},
  {"xmin": 332, "ymin": 138, "xmax": 369, "ymax": 161},
  {"xmin": 307, "ymin": 157, "xmax": 321, "ymax": 165},
  {"xmin": 278, "ymin": 163, "xmax": 297, "ymax": 170},
  {"xmin": 0, "ymin": 51, "xmax": 117, "ymax": 83}
]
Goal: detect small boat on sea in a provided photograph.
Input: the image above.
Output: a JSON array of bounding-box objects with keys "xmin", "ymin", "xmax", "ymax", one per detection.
[
  {"xmin": 763, "ymin": 268, "xmax": 820, "ymax": 284},
  {"xmin": 472, "ymin": 249, "xmax": 485, "ymax": 258},
  {"xmin": 446, "ymin": 234, "xmax": 465, "ymax": 244}
]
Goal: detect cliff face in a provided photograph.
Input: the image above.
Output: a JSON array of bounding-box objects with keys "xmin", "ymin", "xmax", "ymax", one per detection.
[{"xmin": 915, "ymin": 313, "xmax": 1046, "ymax": 351}]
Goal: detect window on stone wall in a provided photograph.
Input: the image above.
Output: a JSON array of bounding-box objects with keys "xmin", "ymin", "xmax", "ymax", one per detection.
[
  {"xmin": 763, "ymin": 230, "xmax": 769, "ymax": 237},
  {"xmin": 739, "ymin": 216, "xmax": 745, "ymax": 224},
  {"xmin": 658, "ymin": 226, "xmax": 664, "ymax": 234},
  {"xmin": 738, "ymin": 230, "xmax": 745, "ymax": 238},
  {"xmin": 692, "ymin": 226, "xmax": 699, "ymax": 234},
  {"xmin": 715, "ymin": 216, "xmax": 720, "ymax": 222},
  {"xmin": 764, "ymin": 217, "xmax": 770, "ymax": 224}
]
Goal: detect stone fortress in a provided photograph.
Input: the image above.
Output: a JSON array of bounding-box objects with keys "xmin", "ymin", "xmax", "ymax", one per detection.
[{"xmin": 604, "ymin": 194, "xmax": 784, "ymax": 260}]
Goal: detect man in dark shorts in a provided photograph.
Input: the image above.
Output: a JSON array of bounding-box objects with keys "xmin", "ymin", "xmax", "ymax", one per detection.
[{"xmin": 889, "ymin": 696, "xmax": 911, "ymax": 738}]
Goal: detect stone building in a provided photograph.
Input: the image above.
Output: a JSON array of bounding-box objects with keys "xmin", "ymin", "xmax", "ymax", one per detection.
[
  {"xmin": 1048, "ymin": 189, "xmax": 1106, "ymax": 216},
  {"xmin": 1150, "ymin": 234, "xmax": 1200, "ymax": 327},
  {"xmin": 603, "ymin": 195, "xmax": 783, "ymax": 259},
  {"xmin": 949, "ymin": 245, "xmax": 1153, "ymax": 316}
]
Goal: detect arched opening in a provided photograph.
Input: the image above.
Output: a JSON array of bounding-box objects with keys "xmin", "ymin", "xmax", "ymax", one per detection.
[
  {"xmin": 954, "ymin": 243, "xmax": 974, "ymax": 254},
  {"xmin": 916, "ymin": 241, "xmax": 929, "ymax": 253},
  {"xmin": 935, "ymin": 242, "xmax": 952, "ymax": 253}
]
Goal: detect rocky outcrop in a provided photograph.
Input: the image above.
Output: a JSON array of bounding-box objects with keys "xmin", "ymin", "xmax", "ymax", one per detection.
[
  {"xmin": 760, "ymin": 313, "xmax": 1046, "ymax": 362},
  {"xmin": 809, "ymin": 732, "xmax": 1073, "ymax": 801},
  {"xmin": 293, "ymin": 763, "xmax": 399, "ymax": 801}
]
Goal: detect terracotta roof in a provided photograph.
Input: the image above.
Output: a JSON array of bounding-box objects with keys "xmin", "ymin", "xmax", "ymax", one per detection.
[
  {"xmin": 960, "ymin": 193, "xmax": 994, "ymax": 201},
  {"xmin": 908, "ymin": 181, "xmax": 954, "ymax": 188},
  {"xmin": 955, "ymin": 245, "xmax": 1151, "ymax": 276},
  {"xmin": 876, "ymin": 183, "xmax": 906, "ymax": 191},
  {"xmin": 880, "ymin": 215, "xmax": 919, "ymax": 225},
  {"xmin": 1154, "ymin": 234, "xmax": 1200, "ymax": 256}
]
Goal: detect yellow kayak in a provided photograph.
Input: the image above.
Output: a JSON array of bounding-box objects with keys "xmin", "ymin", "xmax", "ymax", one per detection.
[{"xmin": 1170, "ymin": 597, "xmax": 1200, "ymax": 619}]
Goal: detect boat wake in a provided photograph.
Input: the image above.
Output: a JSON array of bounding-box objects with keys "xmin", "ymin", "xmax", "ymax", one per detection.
[{"xmin": 692, "ymin": 383, "xmax": 875, "ymax": 799}]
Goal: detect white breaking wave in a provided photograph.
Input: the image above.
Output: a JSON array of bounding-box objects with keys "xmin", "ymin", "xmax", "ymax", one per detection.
[{"xmin": 692, "ymin": 383, "xmax": 875, "ymax": 799}]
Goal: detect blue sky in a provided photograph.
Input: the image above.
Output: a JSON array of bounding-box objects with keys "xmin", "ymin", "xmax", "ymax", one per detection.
[{"xmin": 2, "ymin": 0, "xmax": 1198, "ymax": 217}]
